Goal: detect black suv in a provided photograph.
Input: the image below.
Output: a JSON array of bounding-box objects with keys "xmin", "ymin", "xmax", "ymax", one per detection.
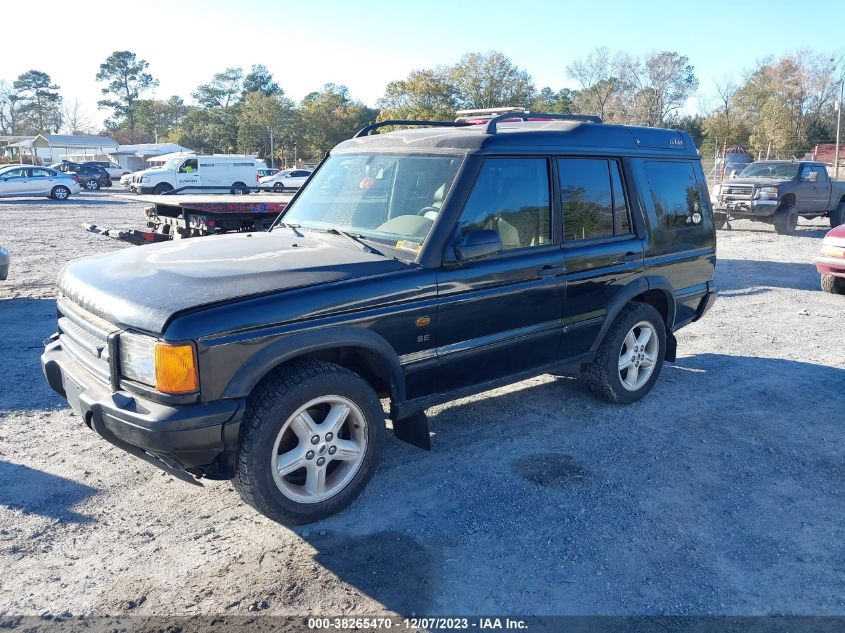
[
  {"xmin": 42, "ymin": 112, "xmax": 717, "ymax": 525},
  {"xmin": 50, "ymin": 161, "xmax": 112, "ymax": 190}
]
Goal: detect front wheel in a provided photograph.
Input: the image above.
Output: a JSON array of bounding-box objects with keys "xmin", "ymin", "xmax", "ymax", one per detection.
[
  {"xmin": 714, "ymin": 212, "xmax": 728, "ymax": 230},
  {"xmin": 821, "ymin": 274, "xmax": 845, "ymax": 294},
  {"xmin": 85, "ymin": 179, "xmax": 100, "ymax": 191},
  {"xmin": 272, "ymin": 182, "xmax": 284, "ymax": 192},
  {"xmin": 581, "ymin": 302, "xmax": 667, "ymax": 404},
  {"xmin": 153, "ymin": 183, "xmax": 173, "ymax": 195},
  {"xmin": 773, "ymin": 205, "xmax": 798, "ymax": 235},
  {"xmin": 234, "ymin": 361, "xmax": 385, "ymax": 525}
]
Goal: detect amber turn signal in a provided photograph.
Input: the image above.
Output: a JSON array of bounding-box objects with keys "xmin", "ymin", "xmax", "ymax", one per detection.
[
  {"xmin": 821, "ymin": 244, "xmax": 845, "ymax": 259},
  {"xmin": 154, "ymin": 343, "xmax": 199, "ymax": 394}
]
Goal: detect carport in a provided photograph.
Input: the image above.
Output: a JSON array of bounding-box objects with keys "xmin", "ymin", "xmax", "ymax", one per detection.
[{"xmin": 29, "ymin": 134, "xmax": 119, "ymax": 165}]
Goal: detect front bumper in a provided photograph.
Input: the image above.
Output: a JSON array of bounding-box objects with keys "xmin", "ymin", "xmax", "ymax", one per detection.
[
  {"xmin": 815, "ymin": 256, "xmax": 845, "ymax": 278},
  {"xmin": 713, "ymin": 198, "xmax": 780, "ymax": 217},
  {"xmin": 41, "ymin": 337, "xmax": 244, "ymax": 480},
  {"xmin": 134, "ymin": 184, "xmax": 157, "ymax": 194}
]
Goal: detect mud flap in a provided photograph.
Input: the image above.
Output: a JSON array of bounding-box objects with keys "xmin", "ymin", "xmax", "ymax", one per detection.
[
  {"xmin": 665, "ymin": 332, "xmax": 677, "ymax": 363},
  {"xmin": 392, "ymin": 411, "xmax": 431, "ymax": 450}
]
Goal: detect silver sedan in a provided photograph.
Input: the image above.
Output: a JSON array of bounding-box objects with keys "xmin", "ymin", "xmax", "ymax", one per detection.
[
  {"xmin": 0, "ymin": 246, "xmax": 8, "ymax": 280},
  {"xmin": 0, "ymin": 165, "xmax": 81, "ymax": 200}
]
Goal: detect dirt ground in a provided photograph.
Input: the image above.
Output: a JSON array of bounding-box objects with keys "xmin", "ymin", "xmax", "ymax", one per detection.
[{"xmin": 1, "ymin": 191, "xmax": 843, "ymax": 618}]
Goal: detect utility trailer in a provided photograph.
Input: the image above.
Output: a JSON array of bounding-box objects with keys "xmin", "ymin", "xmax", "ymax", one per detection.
[{"xmin": 86, "ymin": 192, "xmax": 293, "ymax": 245}]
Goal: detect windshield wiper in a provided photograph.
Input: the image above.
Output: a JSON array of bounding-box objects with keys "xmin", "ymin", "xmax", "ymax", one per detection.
[
  {"xmin": 325, "ymin": 227, "xmax": 386, "ymax": 257},
  {"xmin": 273, "ymin": 222, "xmax": 304, "ymax": 237}
]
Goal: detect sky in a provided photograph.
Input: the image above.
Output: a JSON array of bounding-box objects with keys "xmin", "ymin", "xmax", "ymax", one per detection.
[{"xmin": 3, "ymin": 0, "xmax": 844, "ymax": 129}]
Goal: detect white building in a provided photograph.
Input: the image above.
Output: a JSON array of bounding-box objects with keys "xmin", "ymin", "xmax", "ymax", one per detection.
[
  {"xmin": 5, "ymin": 134, "xmax": 120, "ymax": 165},
  {"xmin": 109, "ymin": 143, "xmax": 193, "ymax": 172}
]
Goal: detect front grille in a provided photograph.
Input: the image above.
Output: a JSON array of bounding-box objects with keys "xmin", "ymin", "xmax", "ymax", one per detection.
[
  {"xmin": 723, "ymin": 185, "xmax": 753, "ymax": 197},
  {"xmin": 57, "ymin": 298, "xmax": 119, "ymax": 384}
]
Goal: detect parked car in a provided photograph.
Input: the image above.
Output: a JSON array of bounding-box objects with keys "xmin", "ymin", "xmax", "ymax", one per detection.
[
  {"xmin": 257, "ymin": 168, "xmax": 280, "ymax": 179},
  {"xmin": 42, "ymin": 112, "xmax": 717, "ymax": 526},
  {"xmin": 0, "ymin": 246, "xmax": 8, "ymax": 280},
  {"xmin": 816, "ymin": 223, "xmax": 845, "ymax": 294},
  {"xmin": 712, "ymin": 160, "xmax": 845, "ymax": 233},
  {"xmin": 129, "ymin": 154, "xmax": 258, "ymax": 194},
  {"xmin": 259, "ymin": 168, "xmax": 312, "ymax": 191},
  {"xmin": 119, "ymin": 173, "xmax": 134, "ymax": 189},
  {"xmin": 82, "ymin": 160, "xmax": 130, "ymax": 180},
  {"xmin": 0, "ymin": 165, "xmax": 81, "ymax": 200},
  {"xmin": 50, "ymin": 161, "xmax": 112, "ymax": 190}
]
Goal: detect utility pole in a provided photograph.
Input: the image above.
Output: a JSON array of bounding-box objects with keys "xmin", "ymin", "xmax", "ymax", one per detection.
[
  {"xmin": 269, "ymin": 127, "xmax": 275, "ymax": 169},
  {"xmin": 835, "ymin": 78, "xmax": 843, "ymax": 180}
]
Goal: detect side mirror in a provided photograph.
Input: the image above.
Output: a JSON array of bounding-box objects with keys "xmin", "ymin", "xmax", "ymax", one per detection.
[{"xmin": 454, "ymin": 230, "xmax": 503, "ymax": 261}]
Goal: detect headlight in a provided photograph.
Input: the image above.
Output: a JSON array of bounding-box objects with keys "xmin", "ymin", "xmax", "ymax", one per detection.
[
  {"xmin": 119, "ymin": 333, "xmax": 198, "ymax": 394},
  {"xmin": 711, "ymin": 185, "xmax": 721, "ymax": 197},
  {"xmin": 757, "ymin": 186, "xmax": 779, "ymax": 200}
]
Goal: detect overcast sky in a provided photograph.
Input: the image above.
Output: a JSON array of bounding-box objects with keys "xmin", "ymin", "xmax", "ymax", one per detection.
[{"xmin": 4, "ymin": 0, "xmax": 844, "ymax": 128}]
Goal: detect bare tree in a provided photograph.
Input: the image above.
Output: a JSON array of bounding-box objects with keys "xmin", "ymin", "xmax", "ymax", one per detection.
[
  {"xmin": 618, "ymin": 51, "xmax": 699, "ymax": 127},
  {"xmin": 567, "ymin": 47, "xmax": 619, "ymax": 120},
  {"xmin": 62, "ymin": 99, "xmax": 94, "ymax": 134}
]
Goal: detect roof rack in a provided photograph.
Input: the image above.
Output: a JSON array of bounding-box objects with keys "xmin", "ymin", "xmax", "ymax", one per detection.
[
  {"xmin": 455, "ymin": 106, "xmax": 527, "ymax": 121},
  {"xmin": 483, "ymin": 111, "xmax": 602, "ymax": 134},
  {"xmin": 354, "ymin": 120, "xmax": 470, "ymax": 138}
]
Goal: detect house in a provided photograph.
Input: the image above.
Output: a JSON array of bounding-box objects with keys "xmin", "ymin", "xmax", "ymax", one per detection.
[{"xmin": 109, "ymin": 143, "xmax": 193, "ymax": 172}]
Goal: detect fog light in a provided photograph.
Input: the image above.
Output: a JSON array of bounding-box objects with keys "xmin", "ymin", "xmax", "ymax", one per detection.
[{"xmin": 155, "ymin": 343, "xmax": 198, "ymax": 394}]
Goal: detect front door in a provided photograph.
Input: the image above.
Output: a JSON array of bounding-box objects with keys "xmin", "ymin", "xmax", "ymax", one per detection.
[
  {"xmin": 175, "ymin": 158, "xmax": 200, "ymax": 191},
  {"xmin": 436, "ymin": 157, "xmax": 564, "ymax": 391},
  {"xmin": 558, "ymin": 157, "xmax": 644, "ymax": 355},
  {"xmin": 0, "ymin": 168, "xmax": 32, "ymax": 196}
]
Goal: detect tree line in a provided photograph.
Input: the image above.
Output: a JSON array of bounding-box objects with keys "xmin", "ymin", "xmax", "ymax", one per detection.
[{"xmin": 0, "ymin": 48, "xmax": 842, "ymax": 164}]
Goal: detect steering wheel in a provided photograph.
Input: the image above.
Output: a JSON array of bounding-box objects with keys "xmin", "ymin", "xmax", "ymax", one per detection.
[{"xmin": 417, "ymin": 206, "xmax": 439, "ymax": 217}]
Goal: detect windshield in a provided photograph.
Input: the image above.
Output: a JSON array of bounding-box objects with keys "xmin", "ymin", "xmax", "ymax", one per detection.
[
  {"xmin": 162, "ymin": 157, "xmax": 190, "ymax": 170},
  {"xmin": 738, "ymin": 163, "xmax": 799, "ymax": 179},
  {"xmin": 282, "ymin": 153, "xmax": 463, "ymax": 253}
]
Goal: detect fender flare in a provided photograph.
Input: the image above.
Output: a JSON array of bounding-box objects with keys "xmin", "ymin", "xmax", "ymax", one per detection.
[
  {"xmin": 588, "ymin": 276, "xmax": 676, "ymax": 352},
  {"xmin": 220, "ymin": 326, "xmax": 406, "ymax": 403}
]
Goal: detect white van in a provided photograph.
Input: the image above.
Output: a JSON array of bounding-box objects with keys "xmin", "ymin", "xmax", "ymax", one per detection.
[{"xmin": 130, "ymin": 154, "xmax": 259, "ymax": 195}]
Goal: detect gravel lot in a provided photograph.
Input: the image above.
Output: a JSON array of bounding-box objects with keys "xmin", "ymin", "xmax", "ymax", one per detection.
[{"xmin": 1, "ymin": 192, "xmax": 843, "ymax": 618}]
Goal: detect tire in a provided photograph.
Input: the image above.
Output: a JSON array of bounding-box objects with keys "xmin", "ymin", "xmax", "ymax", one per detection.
[
  {"xmin": 234, "ymin": 360, "xmax": 386, "ymax": 525},
  {"xmin": 153, "ymin": 183, "xmax": 173, "ymax": 195},
  {"xmin": 830, "ymin": 203, "xmax": 845, "ymax": 228},
  {"xmin": 580, "ymin": 302, "xmax": 667, "ymax": 404},
  {"xmin": 714, "ymin": 212, "xmax": 727, "ymax": 230},
  {"xmin": 85, "ymin": 179, "xmax": 100, "ymax": 191},
  {"xmin": 272, "ymin": 182, "xmax": 284, "ymax": 192},
  {"xmin": 773, "ymin": 205, "xmax": 798, "ymax": 235},
  {"xmin": 821, "ymin": 274, "xmax": 845, "ymax": 294},
  {"xmin": 50, "ymin": 185, "xmax": 70, "ymax": 200},
  {"xmin": 231, "ymin": 182, "xmax": 250, "ymax": 195}
]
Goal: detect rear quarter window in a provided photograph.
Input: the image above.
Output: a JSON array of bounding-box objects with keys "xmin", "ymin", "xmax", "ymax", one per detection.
[{"xmin": 644, "ymin": 161, "xmax": 704, "ymax": 230}]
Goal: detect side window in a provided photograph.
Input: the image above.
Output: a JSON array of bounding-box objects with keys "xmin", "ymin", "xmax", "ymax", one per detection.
[
  {"xmin": 30, "ymin": 168, "xmax": 51, "ymax": 178},
  {"xmin": 558, "ymin": 158, "xmax": 631, "ymax": 241},
  {"xmin": 644, "ymin": 161, "xmax": 702, "ymax": 230},
  {"xmin": 458, "ymin": 157, "xmax": 550, "ymax": 251},
  {"xmin": 4, "ymin": 168, "xmax": 27, "ymax": 179},
  {"xmin": 178, "ymin": 159, "xmax": 198, "ymax": 174},
  {"xmin": 799, "ymin": 164, "xmax": 813, "ymax": 181},
  {"xmin": 812, "ymin": 165, "xmax": 827, "ymax": 182}
]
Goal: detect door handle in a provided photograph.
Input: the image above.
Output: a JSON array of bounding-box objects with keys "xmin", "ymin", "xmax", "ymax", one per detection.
[
  {"xmin": 538, "ymin": 263, "xmax": 564, "ymax": 276},
  {"xmin": 610, "ymin": 251, "xmax": 639, "ymax": 266}
]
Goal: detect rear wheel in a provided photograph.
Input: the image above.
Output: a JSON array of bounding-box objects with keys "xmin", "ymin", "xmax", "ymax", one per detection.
[
  {"xmin": 50, "ymin": 185, "xmax": 70, "ymax": 200},
  {"xmin": 830, "ymin": 202, "xmax": 845, "ymax": 228},
  {"xmin": 821, "ymin": 274, "xmax": 845, "ymax": 294},
  {"xmin": 714, "ymin": 212, "xmax": 728, "ymax": 230},
  {"xmin": 773, "ymin": 205, "xmax": 798, "ymax": 235},
  {"xmin": 231, "ymin": 182, "xmax": 250, "ymax": 195},
  {"xmin": 581, "ymin": 302, "xmax": 666, "ymax": 404},
  {"xmin": 153, "ymin": 183, "xmax": 173, "ymax": 195},
  {"xmin": 234, "ymin": 360, "xmax": 385, "ymax": 525},
  {"xmin": 273, "ymin": 182, "xmax": 285, "ymax": 192},
  {"xmin": 85, "ymin": 179, "xmax": 100, "ymax": 191}
]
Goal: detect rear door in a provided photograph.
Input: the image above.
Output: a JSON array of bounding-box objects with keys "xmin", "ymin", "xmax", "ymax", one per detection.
[
  {"xmin": 435, "ymin": 156, "xmax": 564, "ymax": 391},
  {"xmin": 559, "ymin": 157, "xmax": 644, "ymax": 355},
  {"xmin": 28, "ymin": 168, "xmax": 56, "ymax": 195}
]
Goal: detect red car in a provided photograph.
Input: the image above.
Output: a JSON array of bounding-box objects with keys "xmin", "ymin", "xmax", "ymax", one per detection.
[{"xmin": 816, "ymin": 223, "xmax": 845, "ymax": 294}]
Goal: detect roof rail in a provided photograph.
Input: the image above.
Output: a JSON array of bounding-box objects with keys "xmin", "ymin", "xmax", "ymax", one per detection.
[
  {"xmin": 455, "ymin": 106, "xmax": 527, "ymax": 121},
  {"xmin": 484, "ymin": 111, "xmax": 602, "ymax": 134},
  {"xmin": 354, "ymin": 120, "xmax": 469, "ymax": 138}
]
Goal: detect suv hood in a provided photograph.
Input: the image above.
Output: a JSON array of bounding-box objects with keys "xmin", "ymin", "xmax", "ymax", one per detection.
[
  {"xmin": 722, "ymin": 177, "xmax": 790, "ymax": 187},
  {"xmin": 58, "ymin": 230, "xmax": 409, "ymax": 334}
]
